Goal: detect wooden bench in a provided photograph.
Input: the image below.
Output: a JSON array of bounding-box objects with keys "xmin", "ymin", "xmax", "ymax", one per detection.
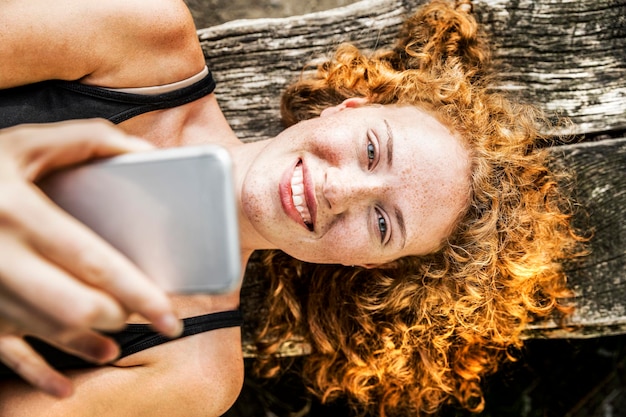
[{"xmin": 194, "ymin": 0, "xmax": 626, "ymax": 354}]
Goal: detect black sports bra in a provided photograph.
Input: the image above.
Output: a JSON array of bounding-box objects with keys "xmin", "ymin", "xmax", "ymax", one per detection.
[
  {"xmin": 0, "ymin": 310, "xmax": 243, "ymax": 377},
  {"xmin": 0, "ymin": 69, "xmax": 216, "ymax": 128}
]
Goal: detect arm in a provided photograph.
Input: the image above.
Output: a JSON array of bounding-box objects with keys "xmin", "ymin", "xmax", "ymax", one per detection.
[
  {"xmin": 0, "ymin": 0, "xmax": 205, "ymax": 89},
  {"xmin": 0, "ymin": 327, "xmax": 244, "ymax": 417}
]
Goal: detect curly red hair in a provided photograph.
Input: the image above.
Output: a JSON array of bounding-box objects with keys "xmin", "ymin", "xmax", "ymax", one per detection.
[{"xmin": 252, "ymin": 1, "xmax": 586, "ymax": 415}]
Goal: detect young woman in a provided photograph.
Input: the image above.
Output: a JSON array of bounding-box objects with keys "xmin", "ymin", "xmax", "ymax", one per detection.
[{"xmin": 0, "ymin": 0, "xmax": 583, "ymax": 415}]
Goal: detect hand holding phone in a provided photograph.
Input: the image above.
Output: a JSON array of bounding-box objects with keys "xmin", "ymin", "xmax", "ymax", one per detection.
[{"xmin": 0, "ymin": 119, "xmax": 181, "ymax": 397}]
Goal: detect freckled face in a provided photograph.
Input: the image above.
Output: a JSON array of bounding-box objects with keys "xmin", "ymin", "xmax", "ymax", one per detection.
[{"xmin": 240, "ymin": 104, "xmax": 471, "ymax": 266}]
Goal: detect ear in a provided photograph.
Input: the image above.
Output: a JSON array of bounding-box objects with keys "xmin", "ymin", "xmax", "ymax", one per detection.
[{"xmin": 320, "ymin": 97, "xmax": 370, "ymax": 118}]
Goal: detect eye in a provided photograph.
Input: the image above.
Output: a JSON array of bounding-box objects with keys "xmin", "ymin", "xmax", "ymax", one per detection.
[
  {"xmin": 367, "ymin": 131, "xmax": 379, "ymax": 169},
  {"xmin": 367, "ymin": 142, "xmax": 375, "ymax": 163},
  {"xmin": 375, "ymin": 208, "xmax": 389, "ymax": 244}
]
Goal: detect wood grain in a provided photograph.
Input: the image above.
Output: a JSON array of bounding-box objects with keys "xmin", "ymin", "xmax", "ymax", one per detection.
[
  {"xmin": 198, "ymin": 0, "xmax": 626, "ymax": 141},
  {"xmin": 524, "ymin": 137, "xmax": 626, "ymax": 339}
]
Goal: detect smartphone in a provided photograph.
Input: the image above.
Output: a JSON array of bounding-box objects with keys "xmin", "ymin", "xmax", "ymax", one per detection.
[{"xmin": 37, "ymin": 145, "xmax": 241, "ymax": 294}]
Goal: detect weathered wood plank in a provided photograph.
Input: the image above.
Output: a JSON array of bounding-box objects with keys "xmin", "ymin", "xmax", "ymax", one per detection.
[
  {"xmin": 478, "ymin": 0, "xmax": 626, "ymax": 135},
  {"xmin": 524, "ymin": 137, "xmax": 626, "ymax": 338},
  {"xmin": 198, "ymin": 0, "xmax": 626, "ymax": 141},
  {"xmin": 199, "ymin": 0, "xmax": 408, "ymax": 142}
]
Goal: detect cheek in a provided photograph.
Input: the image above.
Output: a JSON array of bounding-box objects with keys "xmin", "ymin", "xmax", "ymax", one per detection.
[
  {"xmin": 307, "ymin": 140, "xmax": 342, "ymax": 167},
  {"xmin": 241, "ymin": 192, "xmax": 263, "ymax": 224}
]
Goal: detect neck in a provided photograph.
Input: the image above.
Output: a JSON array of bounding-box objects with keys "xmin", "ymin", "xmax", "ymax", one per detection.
[{"xmin": 119, "ymin": 93, "xmax": 242, "ymax": 148}]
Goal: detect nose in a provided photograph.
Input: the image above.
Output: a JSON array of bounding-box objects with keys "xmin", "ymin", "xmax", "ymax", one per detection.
[{"xmin": 322, "ymin": 167, "xmax": 384, "ymax": 214}]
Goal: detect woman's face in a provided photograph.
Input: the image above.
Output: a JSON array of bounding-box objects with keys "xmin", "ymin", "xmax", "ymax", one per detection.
[{"xmin": 241, "ymin": 100, "xmax": 471, "ymax": 266}]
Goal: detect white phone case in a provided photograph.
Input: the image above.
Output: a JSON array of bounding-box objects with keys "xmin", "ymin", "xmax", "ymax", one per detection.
[{"xmin": 38, "ymin": 145, "xmax": 241, "ymax": 294}]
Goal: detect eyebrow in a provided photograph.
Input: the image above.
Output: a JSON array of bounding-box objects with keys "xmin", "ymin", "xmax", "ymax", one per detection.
[
  {"xmin": 384, "ymin": 119, "xmax": 394, "ymax": 167},
  {"xmin": 394, "ymin": 205, "xmax": 407, "ymax": 250}
]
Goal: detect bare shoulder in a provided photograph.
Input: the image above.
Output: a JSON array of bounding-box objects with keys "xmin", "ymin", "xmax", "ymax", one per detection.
[
  {"xmin": 78, "ymin": 0, "xmax": 206, "ymax": 87},
  {"xmin": 0, "ymin": 292, "xmax": 244, "ymax": 416},
  {"xmin": 95, "ymin": 0, "xmax": 198, "ymax": 48},
  {"xmin": 0, "ymin": 328, "xmax": 244, "ymax": 417},
  {"xmin": 115, "ymin": 314, "xmax": 245, "ymax": 396},
  {"xmin": 116, "ymin": 326, "xmax": 245, "ymax": 416},
  {"xmin": 0, "ymin": 0, "xmax": 204, "ymax": 89}
]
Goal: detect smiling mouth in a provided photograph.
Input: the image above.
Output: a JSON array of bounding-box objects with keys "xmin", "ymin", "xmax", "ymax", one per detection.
[{"xmin": 291, "ymin": 161, "xmax": 313, "ymax": 230}]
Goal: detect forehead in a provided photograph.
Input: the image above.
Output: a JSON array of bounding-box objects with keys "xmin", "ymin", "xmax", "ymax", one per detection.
[
  {"xmin": 362, "ymin": 105, "xmax": 467, "ymax": 175},
  {"xmin": 374, "ymin": 105, "xmax": 471, "ymax": 257},
  {"xmin": 392, "ymin": 106, "xmax": 463, "ymax": 160}
]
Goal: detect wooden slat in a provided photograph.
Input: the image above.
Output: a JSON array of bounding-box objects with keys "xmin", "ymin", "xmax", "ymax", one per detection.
[
  {"xmin": 524, "ymin": 137, "xmax": 626, "ymax": 338},
  {"xmin": 198, "ymin": 0, "xmax": 626, "ymax": 141}
]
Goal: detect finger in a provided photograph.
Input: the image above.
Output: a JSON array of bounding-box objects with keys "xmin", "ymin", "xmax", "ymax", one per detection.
[
  {"xmin": 0, "ymin": 288, "xmax": 87, "ymax": 337},
  {"xmin": 0, "ymin": 306, "xmax": 120, "ymax": 366},
  {"xmin": 0, "ymin": 334, "xmax": 73, "ymax": 398},
  {"xmin": 2, "ymin": 119, "xmax": 154, "ymax": 181},
  {"xmin": 18, "ymin": 192, "xmax": 182, "ymax": 337},
  {"xmin": 38, "ymin": 327, "xmax": 120, "ymax": 365},
  {"xmin": 0, "ymin": 235, "xmax": 128, "ymax": 332}
]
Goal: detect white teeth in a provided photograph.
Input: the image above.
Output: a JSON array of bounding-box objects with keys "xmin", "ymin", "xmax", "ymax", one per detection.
[
  {"xmin": 291, "ymin": 184, "xmax": 304, "ymax": 194},
  {"xmin": 290, "ymin": 164, "xmax": 312, "ymax": 226}
]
